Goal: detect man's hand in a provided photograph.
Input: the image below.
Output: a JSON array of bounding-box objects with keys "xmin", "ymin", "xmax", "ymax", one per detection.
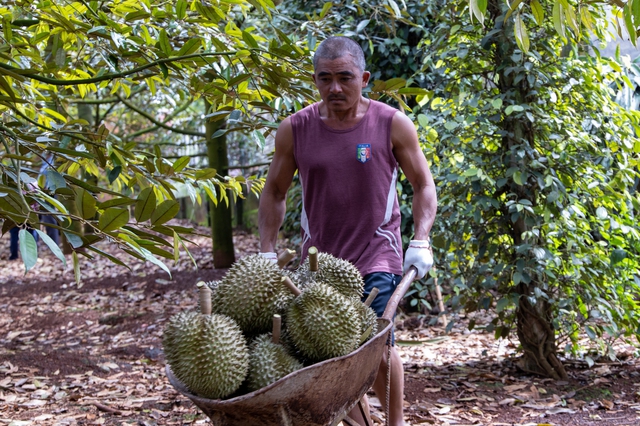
[
  {"xmin": 403, "ymin": 240, "xmax": 433, "ymax": 279},
  {"xmin": 259, "ymin": 252, "xmax": 278, "ymax": 264}
]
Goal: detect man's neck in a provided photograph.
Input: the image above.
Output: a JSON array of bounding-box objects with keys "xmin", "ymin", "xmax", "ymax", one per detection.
[{"xmin": 317, "ymin": 97, "xmax": 370, "ymax": 130}]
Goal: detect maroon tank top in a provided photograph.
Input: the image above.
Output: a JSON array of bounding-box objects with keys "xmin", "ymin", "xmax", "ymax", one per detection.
[{"xmin": 291, "ymin": 99, "xmax": 403, "ymax": 276}]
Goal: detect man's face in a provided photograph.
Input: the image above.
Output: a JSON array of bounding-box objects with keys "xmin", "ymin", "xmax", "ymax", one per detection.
[{"xmin": 312, "ymin": 56, "xmax": 370, "ymax": 113}]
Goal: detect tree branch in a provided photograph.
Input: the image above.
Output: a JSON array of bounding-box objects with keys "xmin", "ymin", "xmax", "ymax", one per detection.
[
  {"xmin": 0, "ymin": 52, "xmax": 237, "ymax": 86},
  {"xmin": 116, "ymin": 95, "xmax": 206, "ymax": 137}
]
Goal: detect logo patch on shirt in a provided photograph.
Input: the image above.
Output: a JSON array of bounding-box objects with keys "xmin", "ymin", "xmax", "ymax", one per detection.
[{"xmin": 356, "ymin": 144, "xmax": 371, "ymax": 163}]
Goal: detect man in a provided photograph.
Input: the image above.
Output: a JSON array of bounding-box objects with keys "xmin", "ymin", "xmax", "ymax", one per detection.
[{"xmin": 258, "ymin": 36, "xmax": 437, "ymax": 426}]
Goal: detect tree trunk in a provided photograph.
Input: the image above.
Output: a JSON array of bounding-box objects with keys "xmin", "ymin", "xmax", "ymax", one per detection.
[
  {"xmin": 490, "ymin": 0, "xmax": 568, "ymax": 379},
  {"xmin": 205, "ymin": 102, "xmax": 235, "ymax": 268}
]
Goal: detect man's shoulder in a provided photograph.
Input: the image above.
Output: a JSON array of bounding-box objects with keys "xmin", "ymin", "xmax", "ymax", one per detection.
[
  {"xmin": 369, "ymin": 99, "xmax": 400, "ymax": 116},
  {"xmin": 290, "ymin": 102, "xmax": 318, "ymax": 119}
]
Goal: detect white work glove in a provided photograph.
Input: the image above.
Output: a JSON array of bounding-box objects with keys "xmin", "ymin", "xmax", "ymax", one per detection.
[
  {"xmin": 259, "ymin": 252, "xmax": 278, "ymax": 264},
  {"xmin": 403, "ymin": 240, "xmax": 433, "ymax": 279}
]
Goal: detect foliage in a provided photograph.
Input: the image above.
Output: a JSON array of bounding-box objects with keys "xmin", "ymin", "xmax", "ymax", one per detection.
[
  {"xmin": 0, "ymin": 0, "xmax": 317, "ymax": 278},
  {"xmin": 420, "ymin": 0, "xmax": 640, "ymax": 363}
]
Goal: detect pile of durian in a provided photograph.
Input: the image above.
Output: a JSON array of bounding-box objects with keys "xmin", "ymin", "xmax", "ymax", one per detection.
[{"xmin": 163, "ymin": 247, "xmax": 380, "ymax": 400}]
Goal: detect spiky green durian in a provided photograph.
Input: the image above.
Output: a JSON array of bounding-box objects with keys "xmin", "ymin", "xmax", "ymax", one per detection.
[
  {"xmin": 163, "ymin": 311, "xmax": 249, "ymax": 399},
  {"xmin": 286, "ymin": 282, "xmax": 361, "ymax": 362},
  {"xmin": 297, "ymin": 252, "xmax": 364, "ymax": 299},
  {"xmin": 356, "ymin": 302, "xmax": 379, "ymax": 344},
  {"xmin": 213, "ymin": 255, "xmax": 291, "ymax": 335},
  {"xmin": 247, "ymin": 334, "xmax": 303, "ymax": 391}
]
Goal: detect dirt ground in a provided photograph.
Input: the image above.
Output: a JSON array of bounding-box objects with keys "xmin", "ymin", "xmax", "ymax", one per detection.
[{"xmin": 1, "ymin": 226, "xmax": 639, "ymax": 425}]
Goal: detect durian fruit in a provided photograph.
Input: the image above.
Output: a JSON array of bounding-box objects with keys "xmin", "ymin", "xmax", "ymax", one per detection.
[
  {"xmin": 283, "ymin": 276, "xmax": 361, "ymax": 362},
  {"xmin": 247, "ymin": 314, "xmax": 303, "ymax": 391},
  {"xmin": 213, "ymin": 254, "xmax": 291, "ymax": 335},
  {"xmin": 296, "ymin": 247, "xmax": 364, "ymax": 300},
  {"xmin": 163, "ymin": 283, "xmax": 249, "ymax": 399}
]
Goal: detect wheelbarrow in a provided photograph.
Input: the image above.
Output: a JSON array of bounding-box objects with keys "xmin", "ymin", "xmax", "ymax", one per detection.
[{"xmin": 165, "ymin": 266, "xmax": 418, "ymax": 426}]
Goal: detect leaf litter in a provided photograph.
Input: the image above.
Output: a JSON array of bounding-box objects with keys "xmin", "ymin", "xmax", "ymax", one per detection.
[{"xmin": 0, "ymin": 222, "xmax": 639, "ymax": 425}]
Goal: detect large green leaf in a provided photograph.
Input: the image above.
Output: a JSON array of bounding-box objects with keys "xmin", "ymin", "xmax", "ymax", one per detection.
[
  {"xmin": 18, "ymin": 229, "xmax": 38, "ymax": 273},
  {"xmin": 150, "ymin": 200, "xmax": 180, "ymax": 226},
  {"xmin": 99, "ymin": 208, "xmax": 130, "ymax": 233},
  {"xmin": 75, "ymin": 188, "xmax": 97, "ymax": 219},
  {"xmin": 134, "ymin": 187, "xmax": 156, "ymax": 223}
]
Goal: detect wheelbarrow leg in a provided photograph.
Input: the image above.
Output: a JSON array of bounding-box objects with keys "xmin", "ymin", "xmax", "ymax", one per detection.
[{"xmin": 342, "ymin": 397, "xmax": 373, "ymax": 426}]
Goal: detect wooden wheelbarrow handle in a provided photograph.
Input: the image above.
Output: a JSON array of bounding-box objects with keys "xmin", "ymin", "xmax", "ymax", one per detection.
[{"xmin": 382, "ymin": 266, "xmax": 418, "ymax": 321}]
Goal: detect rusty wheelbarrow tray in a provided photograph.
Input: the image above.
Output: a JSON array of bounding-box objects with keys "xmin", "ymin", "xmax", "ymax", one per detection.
[{"xmin": 166, "ymin": 267, "xmax": 417, "ymax": 426}]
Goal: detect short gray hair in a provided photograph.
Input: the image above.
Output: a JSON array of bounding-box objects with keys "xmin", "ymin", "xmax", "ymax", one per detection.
[{"xmin": 313, "ymin": 36, "xmax": 366, "ymax": 73}]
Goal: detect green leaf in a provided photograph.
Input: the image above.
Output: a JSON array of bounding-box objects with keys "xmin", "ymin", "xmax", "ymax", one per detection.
[
  {"xmin": 178, "ymin": 37, "xmax": 202, "ymax": 56},
  {"xmin": 242, "ymin": 30, "xmax": 259, "ymax": 49},
  {"xmin": 565, "ymin": 4, "xmax": 580, "ymax": 37},
  {"xmin": 35, "ymin": 229, "xmax": 66, "ymax": 266},
  {"xmin": 175, "ymin": 0, "xmax": 187, "ymax": 20},
  {"xmin": 514, "ymin": 14, "xmax": 530, "ymax": 53},
  {"xmin": 496, "ymin": 298, "xmax": 509, "ymax": 313},
  {"xmin": 98, "ymin": 197, "xmax": 136, "ymax": 209},
  {"xmin": 75, "ymin": 188, "xmax": 97, "ymax": 219},
  {"xmin": 513, "ymin": 271, "xmax": 523, "ymax": 285},
  {"xmin": 319, "ymin": 2, "xmax": 332, "ymax": 19},
  {"xmin": 158, "ymin": 29, "xmax": 172, "ymax": 55},
  {"xmin": 505, "ymin": 0, "xmax": 525, "ymax": 21},
  {"xmin": 387, "ymin": 0, "xmax": 402, "ymax": 18},
  {"xmin": 172, "ymin": 156, "xmax": 190, "ymax": 173},
  {"xmin": 470, "ymin": 0, "xmax": 485, "ymax": 25},
  {"xmin": 99, "ymin": 208, "xmax": 130, "ymax": 232},
  {"xmin": 108, "ymin": 166, "xmax": 121, "ymax": 184},
  {"xmin": 595, "ymin": 206, "xmax": 608, "ymax": 220},
  {"xmin": 553, "ymin": 2, "xmax": 566, "ymax": 39},
  {"xmin": 18, "ymin": 229, "xmax": 38, "ymax": 273},
  {"xmin": 44, "ymin": 169, "xmax": 67, "ymax": 191},
  {"xmin": 63, "ymin": 231, "xmax": 84, "ymax": 249},
  {"xmin": 134, "ymin": 187, "xmax": 156, "ymax": 223},
  {"xmin": 384, "ymin": 77, "xmax": 406, "ymax": 91},
  {"xmin": 417, "ymin": 114, "xmax": 429, "ymax": 128},
  {"xmin": 356, "ymin": 19, "xmax": 370, "ymax": 33},
  {"xmin": 531, "ymin": 0, "xmax": 544, "ymax": 25},
  {"xmin": 150, "ymin": 200, "xmax": 180, "ymax": 225},
  {"xmin": 513, "ymin": 170, "xmax": 524, "ymax": 185},
  {"xmin": 610, "ymin": 249, "xmax": 627, "ymax": 265},
  {"xmin": 580, "ymin": 6, "xmax": 594, "ymax": 32},
  {"xmin": 625, "ymin": 1, "xmax": 637, "ymax": 45}
]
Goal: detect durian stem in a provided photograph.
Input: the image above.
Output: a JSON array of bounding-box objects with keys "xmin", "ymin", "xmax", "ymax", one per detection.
[
  {"xmin": 277, "ymin": 249, "xmax": 296, "ymax": 269},
  {"xmin": 281, "ymin": 276, "xmax": 302, "ymax": 297},
  {"xmin": 308, "ymin": 246, "xmax": 318, "ymax": 272},
  {"xmin": 272, "ymin": 314, "xmax": 282, "ymax": 344},
  {"xmin": 364, "ymin": 287, "xmax": 380, "ymax": 307},
  {"xmin": 197, "ymin": 281, "xmax": 212, "ymax": 316}
]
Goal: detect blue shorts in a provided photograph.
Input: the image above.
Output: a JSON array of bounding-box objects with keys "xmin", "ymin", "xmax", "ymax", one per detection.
[{"xmin": 362, "ymin": 272, "xmax": 402, "ymax": 345}]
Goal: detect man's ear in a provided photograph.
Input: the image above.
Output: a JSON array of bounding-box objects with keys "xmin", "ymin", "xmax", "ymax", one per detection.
[{"xmin": 361, "ymin": 71, "xmax": 371, "ymax": 87}]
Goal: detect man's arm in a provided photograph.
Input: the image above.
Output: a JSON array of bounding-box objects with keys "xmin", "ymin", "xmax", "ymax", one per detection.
[
  {"xmin": 391, "ymin": 112, "xmax": 437, "ymax": 240},
  {"xmin": 258, "ymin": 117, "xmax": 297, "ymax": 253}
]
